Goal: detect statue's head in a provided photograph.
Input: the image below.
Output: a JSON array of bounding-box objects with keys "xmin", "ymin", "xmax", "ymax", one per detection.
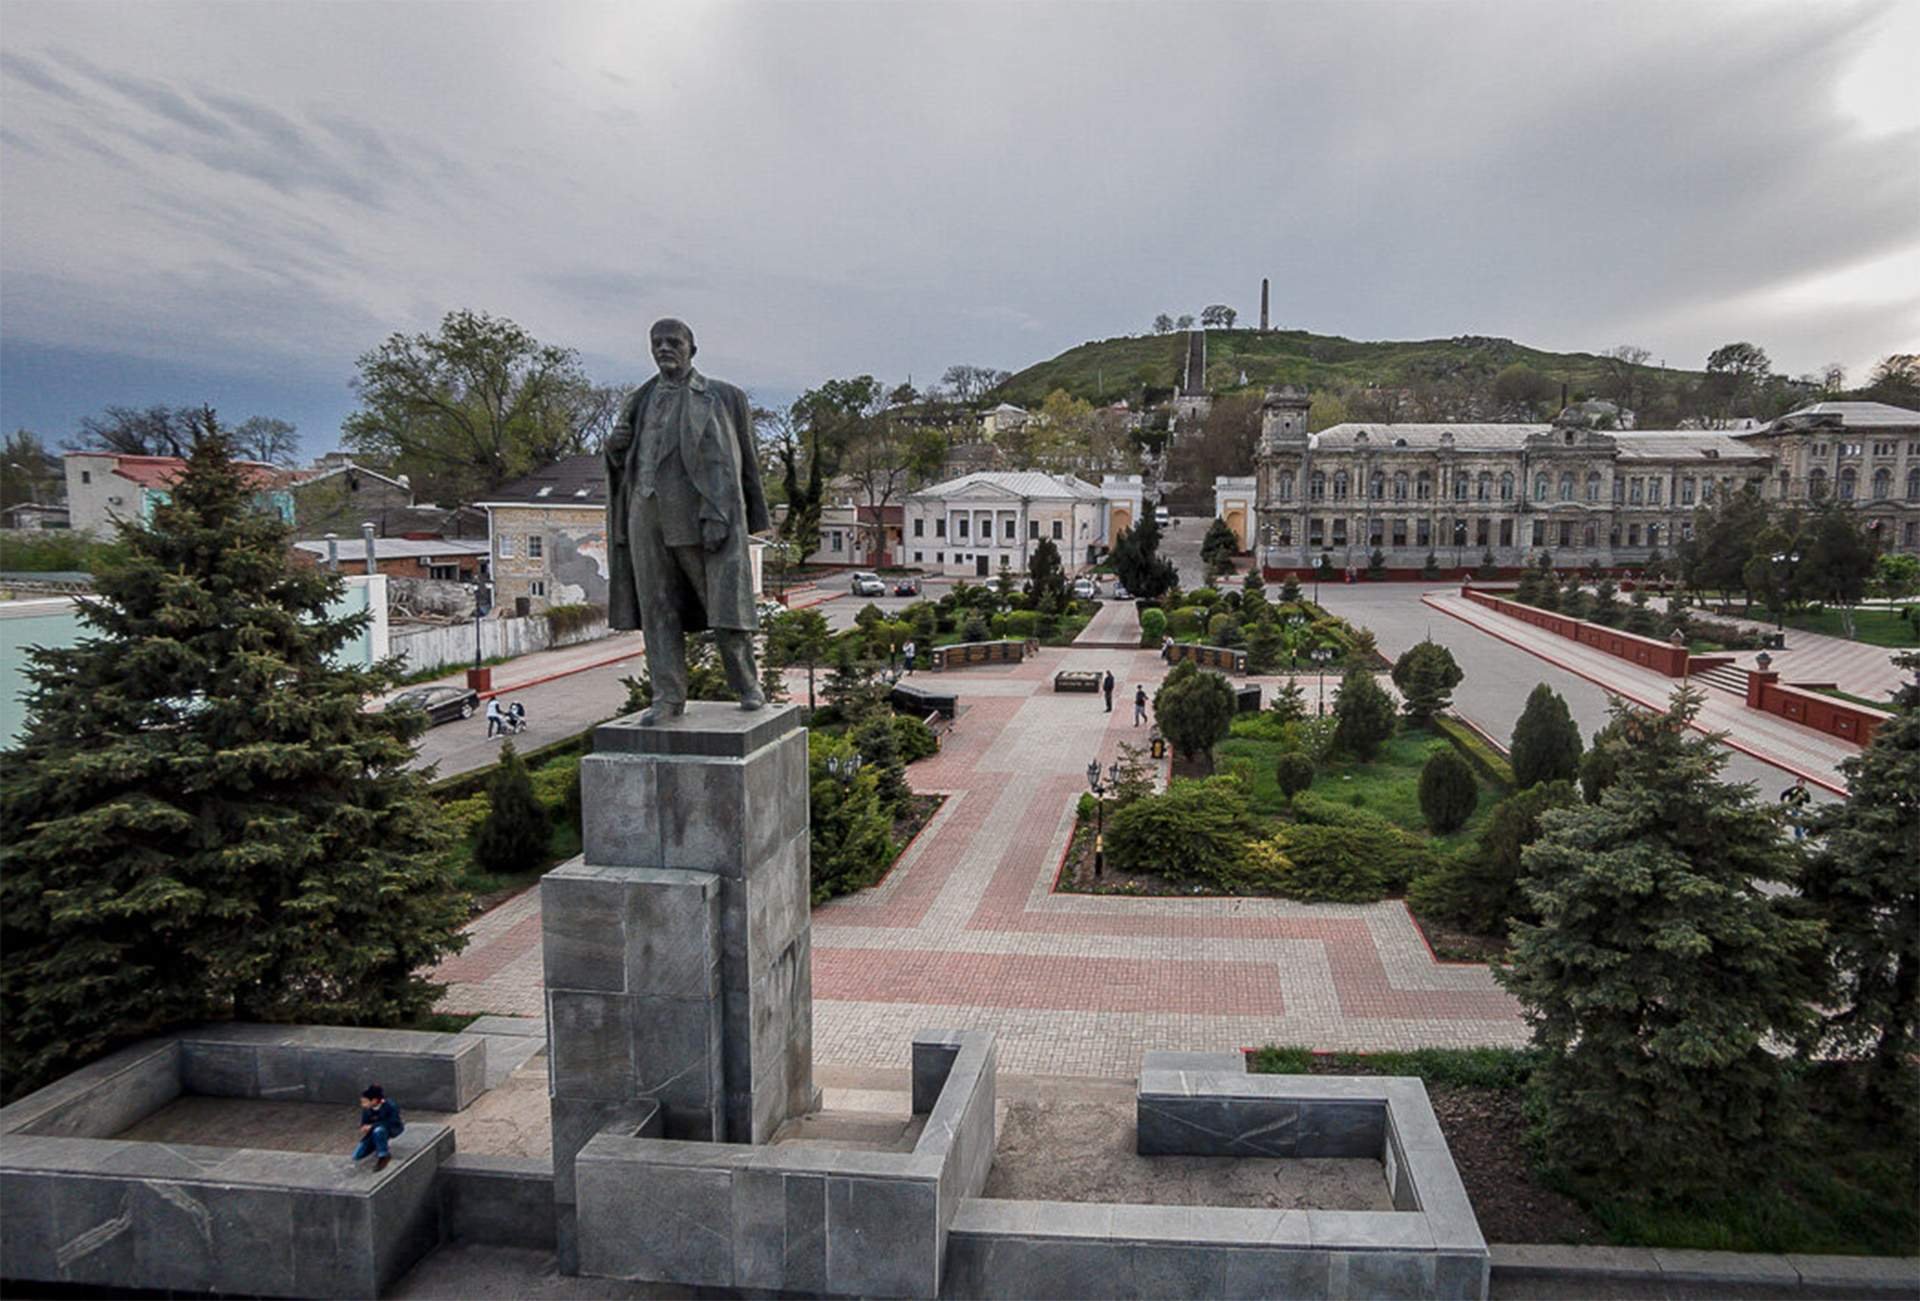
[{"xmin": 650, "ymin": 318, "xmax": 696, "ymax": 379}]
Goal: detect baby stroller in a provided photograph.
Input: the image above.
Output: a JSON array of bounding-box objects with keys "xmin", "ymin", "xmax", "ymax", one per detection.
[{"xmin": 502, "ymin": 700, "xmax": 528, "ymax": 735}]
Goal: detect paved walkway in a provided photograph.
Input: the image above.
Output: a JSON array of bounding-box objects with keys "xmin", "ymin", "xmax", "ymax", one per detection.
[
  {"xmin": 430, "ymin": 642, "xmax": 1525, "ymax": 1077},
  {"xmin": 1427, "ymin": 591, "xmax": 1861, "ymax": 792},
  {"xmin": 1072, "ymin": 597, "xmax": 1143, "ymax": 647}
]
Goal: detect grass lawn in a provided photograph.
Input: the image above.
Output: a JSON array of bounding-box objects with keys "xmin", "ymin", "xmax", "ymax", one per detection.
[
  {"xmin": 1782, "ymin": 605, "xmax": 1920, "ymax": 647},
  {"xmin": 1811, "ymin": 685, "xmax": 1898, "ymax": 711},
  {"xmin": 447, "ymin": 816, "xmax": 580, "ymax": 902},
  {"xmin": 1217, "ymin": 726, "xmax": 1502, "ymax": 851}
]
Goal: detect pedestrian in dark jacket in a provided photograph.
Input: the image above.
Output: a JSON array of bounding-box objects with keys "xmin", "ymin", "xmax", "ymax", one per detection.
[
  {"xmin": 1134, "ymin": 685, "xmax": 1149, "ymax": 726},
  {"xmin": 1102, "ymin": 670, "xmax": 1115, "ymax": 711},
  {"xmin": 353, "ymin": 1084, "xmax": 403, "ymax": 1171}
]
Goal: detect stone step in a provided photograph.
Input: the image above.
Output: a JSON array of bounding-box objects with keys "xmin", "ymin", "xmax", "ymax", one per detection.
[{"xmin": 1694, "ymin": 664, "xmax": 1748, "ymax": 695}]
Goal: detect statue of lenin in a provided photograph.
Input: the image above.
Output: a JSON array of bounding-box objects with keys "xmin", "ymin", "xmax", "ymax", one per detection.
[{"xmin": 606, "ymin": 319, "xmax": 769, "ymax": 723}]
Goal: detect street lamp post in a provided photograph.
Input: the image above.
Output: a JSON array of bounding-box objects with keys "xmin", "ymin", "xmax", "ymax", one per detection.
[
  {"xmin": 1311, "ymin": 645, "xmax": 1334, "ymax": 715},
  {"xmin": 1769, "ymin": 550, "xmax": 1800, "ymax": 632},
  {"xmin": 1086, "ymin": 758, "xmax": 1119, "ymax": 877},
  {"xmin": 1671, "ymin": 628, "xmax": 1689, "ymax": 688},
  {"xmin": 826, "ymin": 752, "xmax": 864, "ymax": 786}
]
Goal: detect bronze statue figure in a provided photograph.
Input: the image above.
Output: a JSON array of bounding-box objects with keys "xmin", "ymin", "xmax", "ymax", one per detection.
[{"xmin": 606, "ymin": 319, "xmax": 769, "ymax": 723}]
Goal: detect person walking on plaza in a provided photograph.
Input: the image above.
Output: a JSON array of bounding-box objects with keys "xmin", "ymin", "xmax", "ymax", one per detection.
[
  {"xmin": 1134, "ymin": 684, "xmax": 1149, "ymax": 726},
  {"xmin": 1779, "ymin": 776, "xmax": 1812, "ymax": 840},
  {"xmin": 1102, "ymin": 669, "xmax": 1115, "ymax": 712},
  {"xmin": 903, "ymin": 638, "xmax": 916, "ymax": 674},
  {"xmin": 352, "ymin": 1084, "xmax": 403, "ymax": 1172}
]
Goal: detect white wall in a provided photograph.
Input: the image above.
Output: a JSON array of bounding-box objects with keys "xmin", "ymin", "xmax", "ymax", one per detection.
[{"xmin": 389, "ymin": 609, "xmax": 610, "ymax": 676}]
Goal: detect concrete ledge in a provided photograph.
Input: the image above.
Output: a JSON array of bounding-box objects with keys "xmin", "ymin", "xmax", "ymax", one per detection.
[
  {"xmin": 174, "ymin": 1023, "xmax": 486, "ymax": 1113},
  {"xmin": 0, "ymin": 1123, "xmax": 454, "ymax": 1298},
  {"xmin": 0, "ymin": 1039, "xmax": 181, "ymax": 1139},
  {"xmin": 440, "ymin": 1154, "xmax": 556, "ymax": 1251},
  {"xmin": 1490, "ymin": 1244, "xmax": 1920, "ymax": 1298}
]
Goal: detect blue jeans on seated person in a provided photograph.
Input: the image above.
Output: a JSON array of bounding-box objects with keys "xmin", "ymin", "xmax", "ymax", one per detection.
[{"xmin": 353, "ymin": 1126, "xmax": 391, "ymax": 1161}]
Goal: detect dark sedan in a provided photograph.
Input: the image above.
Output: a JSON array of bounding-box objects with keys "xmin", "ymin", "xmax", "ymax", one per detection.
[
  {"xmin": 388, "ymin": 684, "xmax": 480, "ymax": 726},
  {"xmin": 894, "ymin": 577, "xmax": 921, "ymax": 597}
]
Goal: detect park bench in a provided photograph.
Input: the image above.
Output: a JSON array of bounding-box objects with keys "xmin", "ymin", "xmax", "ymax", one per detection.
[
  {"xmin": 1053, "ymin": 670, "xmax": 1102, "ymax": 693},
  {"xmin": 1165, "ymin": 642, "xmax": 1247, "ymax": 674},
  {"xmin": 928, "ymin": 639, "xmax": 1025, "ymax": 671}
]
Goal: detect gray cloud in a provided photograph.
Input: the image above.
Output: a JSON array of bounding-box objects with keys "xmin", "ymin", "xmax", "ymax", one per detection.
[{"xmin": 1, "ymin": 0, "xmax": 1915, "ymax": 451}]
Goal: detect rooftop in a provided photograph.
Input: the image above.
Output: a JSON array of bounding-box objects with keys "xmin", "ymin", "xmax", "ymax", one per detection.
[
  {"xmin": 1767, "ymin": 400, "xmax": 1920, "ymax": 430},
  {"xmin": 473, "ymin": 454, "xmax": 606, "ymax": 506},
  {"xmin": 293, "ymin": 538, "xmax": 489, "ymax": 561},
  {"xmin": 910, "ymin": 470, "xmax": 1109, "ymax": 501},
  {"xmin": 65, "ymin": 451, "xmax": 287, "ymax": 491}
]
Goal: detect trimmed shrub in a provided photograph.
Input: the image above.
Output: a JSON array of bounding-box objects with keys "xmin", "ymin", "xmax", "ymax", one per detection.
[
  {"xmin": 1188, "ymin": 586, "xmax": 1222, "ymax": 610},
  {"xmin": 474, "ymin": 742, "xmax": 549, "ymax": 876},
  {"xmin": 1409, "ymin": 780, "xmax": 1578, "ymax": 934},
  {"xmin": 1154, "ymin": 661, "xmax": 1238, "ymax": 761},
  {"xmin": 1139, "ymin": 606, "xmax": 1167, "ymax": 646},
  {"xmin": 529, "ymin": 753, "xmax": 583, "ymax": 830},
  {"xmin": 1001, "ymin": 609, "xmax": 1039, "ymax": 639},
  {"xmin": 1207, "ymin": 611, "xmax": 1239, "ymax": 644},
  {"xmin": 807, "ymin": 732, "xmax": 896, "ymax": 903},
  {"xmin": 960, "ymin": 612, "xmax": 992, "ymax": 643},
  {"xmin": 1275, "ymin": 751, "xmax": 1315, "ymax": 802},
  {"xmin": 1418, "ymin": 748, "xmax": 1478, "ymax": 833},
  {"xmin": 1391, "ymin": 640, "xmax": 1464, "ymax": 728},
  {"xmin": 441, "ymin": 792, "xmax": 492, "ymax": 841},
  {"xmin": 1106, "ymin": 776, "xmax": 1259, "ymax": 887},
  {"xmin": 1276, "ymin": 823, "xmax": 1438, "ymax": 900},
  {"xmin": 1166, "ymin": 606, "xmax": 1205, "ymax": 637}
]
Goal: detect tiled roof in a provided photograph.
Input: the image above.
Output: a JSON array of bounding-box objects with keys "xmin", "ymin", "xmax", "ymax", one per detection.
[
  {"xmin": 1611, "ymin": 432, "xmax": 1766, "ymax": 460},
  {"xmin": 474, "ymin": 454, "xmax": 606, "ymax": 506},
  {"xmin": 293, "ymin": 538, "xmax": 489, "ymax": 560},
  {"xmin": 909, "ymin": 470, "xmax": 1108, "ymax": 501},
  {"xmin": 67, "ymin": 452, "xmax": 285, "ymax": 490}
]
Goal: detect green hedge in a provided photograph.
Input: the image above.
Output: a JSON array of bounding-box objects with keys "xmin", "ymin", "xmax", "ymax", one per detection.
[{"xmin": 1434, "ymin": 715, "xmax": 1516, "ymax": 788}]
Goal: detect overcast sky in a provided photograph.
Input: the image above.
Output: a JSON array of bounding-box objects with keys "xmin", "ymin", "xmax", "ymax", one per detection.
[{"xmin": 3, "ymin": 0, "xmax": 1917, "ymax": 458}]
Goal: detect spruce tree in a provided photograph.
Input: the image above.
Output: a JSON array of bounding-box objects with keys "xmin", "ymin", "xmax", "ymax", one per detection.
[
  {"xmin": 1498, "ymin": 691, "xmax": 1822, "ymax": 1200},
  {"xmin": 0, "ymin": 418, "xmax": 466, "ymax": 1097},
  {"xmin": 474, "ymin": 741, "xmax": 549, "ymax": 876},
  {"xmin": 1280, "ymin": 575, "xmax": 1302, "ymax": 604},
  {"xmin": 1153, "ymin": 660, "xmax": 1237, "ymax": 763},
  {"xmin": 1797, "ymin": 652, "xmax": 1920, "ymax": 1123},
  {"xmin": 1026, "ymin": 538, "xmax": 1069, "ymax": 614},
  {"xmin": 1509, "ymin": 684, "xmax": 1583, "ymax": 788},
  {"xmin": 1390, "ymin": 640, "xmax": 1464, "ymax": 728},
  {"xmin": 1331, "ymin": 668, "xmax": 1397, "ymax": 760},
  {"xmin": 1268, "ymin": 678, "xmax": 1308, "ymax": 723}
]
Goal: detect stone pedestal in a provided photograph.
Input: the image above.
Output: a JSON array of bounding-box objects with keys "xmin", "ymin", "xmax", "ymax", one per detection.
[{"xmin": 544, "ymin": 703, "xmax": 814, "ymax": 1269}]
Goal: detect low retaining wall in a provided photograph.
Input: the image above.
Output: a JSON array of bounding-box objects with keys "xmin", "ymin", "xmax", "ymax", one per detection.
[
  {"xmin": 441, "ymin": 1154, "xmax": 557, "ymax": 1250},
  {"xmin": 1165, "ymin": 642, "xmax": 1247, "ymax": 673},
  {"xmin": 945, "ymin": 1049, "xmax": 1487, "ymax": 1300},
  {"xmin": 929, "ymin": 640, "xmax": 1025, "ymax": 671},
  {"xmin": 892, "ymin": 681, "xmax": 957, "ymax": 719},
  {"xmin": 0, "ymin": 1024, "xmax": 480, "ymax": 1298},
  {"xmin": 575, "ymin": 1028, "xmax": 996, "ymax": 1297},
  {"xmin": 1747, "ymin": 672, "xmax": 1889, "ymax": 747},
  {"xmin": 1462, "ymin": 586, "xmax": 1687, "ymax": 675}
]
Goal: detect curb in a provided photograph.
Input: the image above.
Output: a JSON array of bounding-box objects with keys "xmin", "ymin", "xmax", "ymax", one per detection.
[
  {"xmin": 1423, "ymin": 594, "xmax": 1849, "ymax": 797},
  {"xmin": 1491, "ymin": 1244, "xmax": 1919, "ymax": 1298},
  {"xmin": 476, "ymin": 641, "xmax": 646, "ymax": 702}
]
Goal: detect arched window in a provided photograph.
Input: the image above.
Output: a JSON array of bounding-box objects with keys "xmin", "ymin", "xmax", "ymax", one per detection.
[
  {"xmin": 1907, "ymin": 467, "xmax": 1920, "ymax": 501},
  {"xmin": 1534, "ymin": 474, "xmax": 1550, "ymax": 502},
  {"xmin": 1393, "ymin": 472, "xmax": 1410, "ymax": 501},
  {"xmin": 1808, "ymin": 467, "xmax": 1827, "ymax": 499},
  {"xmin": 1500, "ymin": 472, "xmax": 1514, "ymax": 501},
  {"xmin": 1583, "ymin": 523, "xmax": 1597, "ymax": 547},
  {"xmin": 1585, "ymin": 472, "xmax": 1602, "ymax": 503},
  {"xmin": 1840, "ymin": 467, "xmax": 1857, "ymax": 501},
  {"xmin": 1453, "ymin": 474, "xmax": 1468, "ymax": 501},
  {"xmin": 1277, "ymin": 471, "xmax": 1294, "ymax": 501},
  {"xmin": 1369, "ymin": 472, "xmax": 1385, "ymax": 501},
  {"xmin": 1872, "ymin": 468, "xmax": 1891, "ymax": 500},
  {"xmin": 1558, "ymin": 472, "xmax": 1575, "ymax": 502},
  {"xmin": 1332, "ymin": 470, "xmax": 1348, "ymax": 500},
  {"xmin": 1415, "ymin": 471, "xmax": 1432, "ymax": 501},
  {"xmin": 1476, "ymin": 472, "xmax": 1491, "ymax": 501}
]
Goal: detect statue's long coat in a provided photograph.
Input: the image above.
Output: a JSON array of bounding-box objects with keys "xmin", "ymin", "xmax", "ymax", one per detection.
[{"xmin": 605, "ymin": 370, "xmax": 770, "ymax": 633}]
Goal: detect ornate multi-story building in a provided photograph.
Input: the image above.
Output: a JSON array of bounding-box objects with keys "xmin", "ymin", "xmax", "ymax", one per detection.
[{"xmin": 1252, "ymin": 390, "xmax": 1920, "ymax": 571}]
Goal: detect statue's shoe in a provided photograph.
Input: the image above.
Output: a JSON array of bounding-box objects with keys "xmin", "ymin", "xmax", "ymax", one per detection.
[
  {"xmin": 737, "ymin": 689, "xmax": 767, "ymax": 711},
  {"xmin": 637, "ymin": 701, "xmax": 686, "ymax": 725}
]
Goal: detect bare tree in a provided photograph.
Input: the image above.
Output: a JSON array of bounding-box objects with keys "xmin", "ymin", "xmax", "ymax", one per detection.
[
  {"xmin": 939, "ymin": 364, "xmax": 1012, "ymax": 405},
  {"xmin": 72, "ymin": 405, "xmax": 198, "ymax": 457},
  {"xmin": 230, "ymin": 416, "xmax": 301, "ymax": 467}
]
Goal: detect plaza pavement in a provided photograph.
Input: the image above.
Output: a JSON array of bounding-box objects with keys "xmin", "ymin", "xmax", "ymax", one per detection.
[
  {"xmin": 431, "ymin": 637, "xmax": 1527, "ymax": 1076},
  {"xmin": 1653, "ymin": 598, "xmax": 1911, "ymax": 702}
]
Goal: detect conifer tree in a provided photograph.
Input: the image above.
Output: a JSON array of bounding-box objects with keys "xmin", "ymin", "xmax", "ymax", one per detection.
[
  {"xmin": 1498, "ymin": 691, "xmax": 1821, "ymax": 1200},
  {"xmin": 0, "ymin": 417, "xmax": 466, "ymax": 1097},
  {"xmin": 1331, "ymin": 668, "xmax": 1397, "ymax": 760},
  {"xmin": 1026, "ymin": 538, "xmax": 1069, "ymax": 614},
  {"xmin": 1153, "ymin": 660, "xmax": 1237, "ymax": 763},
  {"xmin": 1509, "ymin": 684, "xmax": 1583, "ymax": 788},
  {"xmin": 1797, "ymin": 652, "xmax": 1920, "ymax": 1124},
  {"xmin": 1418, "ymin": 748, "xmax": 1477, "ymax": 833},
  {"xmin": 1390, "ymin": 640, "xmax": 1464, "ymax": 728},
  {"xmin": 474, "ymin": 741, "xmax": 549, "ymax": 876},
  {"xmin": 1280, "ymin": 575, "xmax": 1302, "ymax": 604}
]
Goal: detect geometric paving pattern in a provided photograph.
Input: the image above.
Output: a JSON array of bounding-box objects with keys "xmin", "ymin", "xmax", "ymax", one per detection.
[{"xmin": 433, "ymin": 642, "xmax": 1527, "ymax": 1078}]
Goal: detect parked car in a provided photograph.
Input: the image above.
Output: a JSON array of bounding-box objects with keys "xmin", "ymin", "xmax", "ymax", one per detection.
[
  {"xmin": 1113, "ymin": 582, "xmax": 1131, "ymax": 600},
  {"xmin": 1154, "ymin": 507, "xmax": 1172, "ymax": 528},
  {"xmin": 850, "ymin": 571, "xmax": 885, "ymax": 597},
  {"xmin": 388, "ymin": 684, "xmax": 480, "ymax": 726},
  {"xmin": 893, "ymin": 577, "xmax": 921, "ymax": 597},
  {"xmin": 1071, "ymin": 577, "xmax": 1098, "ymax": 599}
]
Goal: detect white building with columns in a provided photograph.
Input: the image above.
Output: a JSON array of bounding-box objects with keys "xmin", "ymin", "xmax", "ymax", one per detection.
[{"xmin": 900, "ymin": 471, "xmax": 1116, "ymax": 577}]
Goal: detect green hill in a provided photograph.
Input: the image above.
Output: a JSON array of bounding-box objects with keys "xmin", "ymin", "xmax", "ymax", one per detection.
[{"xmin": 997, "ymin": 328, "xmax": 1700, "ymax": 411}]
